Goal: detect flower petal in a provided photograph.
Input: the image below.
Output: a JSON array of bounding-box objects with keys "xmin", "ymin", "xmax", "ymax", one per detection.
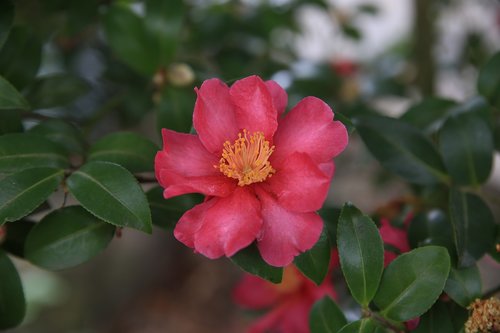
[
  {"xmin": 233, "ymin": 274, "xmax": 280, "ymax": 310},
  {"xmin": 265, "ymin": 80, "xmax": 288, "ymax": 115},
  {"xmin": 379, "ymin": 218, "xmax": 410, "ymax": 253},
  {"xmin": 230, "ymin": 75, "xmax": 278, "ymax": 139},
  {"xmin": 155, "ymin": 129, "xmax": 235, "ymax": 198},
  {"xmin": 193, "ymin": 78, "xmax": 240, "ymax": 154},
  {"xmin": 267, "ymin": 152, "xmax": 331, "ymax": 212},
  {"xmin": 176, "ymin": 187, "xmax": 263, "ymax": 259},
  {"xmin": 255, "ymin": 188, "xmax": 323, "ymax": 267},
  {"xmin": 272, "ymin": 96, "xmax": 348, "ymax": 164}
]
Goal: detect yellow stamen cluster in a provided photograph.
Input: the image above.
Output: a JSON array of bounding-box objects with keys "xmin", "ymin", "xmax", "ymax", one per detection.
[
  {"xmin": 465, "ymin": 297, "xmax": 500, "ymax": 333},
  {"xmin": 218, "ymin": 129, "xmax": 275, "ymax": 186}
]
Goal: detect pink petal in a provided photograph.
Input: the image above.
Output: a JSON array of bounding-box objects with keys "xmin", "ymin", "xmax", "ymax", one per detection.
[
  {"xmin": 267, "ymin": 152, "xmax": 331, "ymax": 212},
  {"xmin": 255, "ymin": 188, "xmax": 323, "ymax": 267},
  {"xmin": 233, "ymin": 274, "xmax": 280, "ymax": 310},
  {"xmin": 230, "ymin": 75, "xmax": 278, "ymax": 139},
  {"xmin": 155, "ymin": 129, "xmax": 235, "ymax": 198},
  {"xmin": 175, "ymin": 187, "xmax": 263, "ymax": 259},
  {"xmin": 379, "ymin": 218, "xmax": 410, "ymax": 253},
  {"xmin": 272, "ymin": 96, "xmax": 348, "ymax": 165},
  {"xmin": 193, "ymin": 78, "xmax": 240, "ymax": 154},
  {"xmin": 265, "ymin": 80, "xmax": 288, "ymax": 115},
  {"xmin": 318, "ymin": 161, "xmax": 335, "ymax": 178}
]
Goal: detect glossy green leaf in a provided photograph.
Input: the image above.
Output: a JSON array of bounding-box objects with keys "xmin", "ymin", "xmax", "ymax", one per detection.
[
  {"xmin": 413, "ymin": 301, "xmax": 454, "ymax": 333},
  {"xmin": 67, "ymin": 161, "xmax": 152, "ymax": 233},
  {"xmin": 401, "ymin": 97, "xmax": 456, "ymax": 132},
  {"xmin": 0, "ymin": 168, "xmax": 64, "ymax": 225},
  {"xmin": 444, "ymin": 264, "xmax": 481, "ymax": 308},
  {"xmin": 0, "ymin": 250, "xmax": 25, "ymax": 329},
  {"xmin": 319, "ymin": 207, "xmax": 341, "ymax": 247},
  {"xmin": 477, "ymin": 51, "xmax": 500, "ymax": 108},
  {"xmin": 0, "ymin": 109, "xmax": 22, "ymax": 134},
  {"xmin": 25, "ymin": 74, "xmax": 90, "ymax": 109},
  {"xmin": 374, "ymin": 246, "xmax": 451, "ymax": 322},
  {"xmin": 309, "ymin": 296, "xmax": 347, "ymax": 333},
  {"xmin": 338, "ymin": 319, "xmax": 386, "ymax": 333},
  {"xmin": 0, "ymin": 75, "xmax": 30, "ymax": 110},
  {"xmin": 1, "ymin": 220, "xmax": 35, "ymax": 257},
  {"xmin": 231, "ymin": 243, "xmax": 283, "ymax": 284},
  {"xmin": 439, "ymin": 111, "xmax": 493, "ymax": 186},
  {"xmin": 0, "ymin": 0, "xmax": 14, "ymax": 48},
  {"xmin": 146, "ymin": 187, "xmax": 202, "ymax": 230},
  {"xmin": 449, "ymin": 189, "xmax": 496, "ymax": 266},
  {"xmin": 25, "ymin": 206, "xmax": 115, "ymax": 270},
  {"xmin": 295, "ymin": 227, "xmax": 331, "ymax": 285},
  {"xmin": 0, "ymin": 133, "xmax": 69, "ymax": 174},
  {"xmin": 103, "ymin": 4, "xmax": 158, "ymax": 75},
  {"xmin": 88, "ymin": 132, "xmax": 158, "ymax": 173},
  {"xmin": 28, "ymin": 119, "xmax": 86, "ymax": 154},
  {"xmin": 337, "ymin": 203, "xmax": 384, "ymax": 306},
  {"xmin": 0, "ymin": 26, "xmax": 42, "ymax": 89},
  {"xmin": 354, "ymin": 115, "xmax": 448, "ymax": 185}
]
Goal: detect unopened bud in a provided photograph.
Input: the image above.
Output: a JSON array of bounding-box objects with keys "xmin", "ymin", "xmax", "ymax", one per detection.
[{"xmin": 167, "ymin": 63, "xmax": 195, "ymax": 87}]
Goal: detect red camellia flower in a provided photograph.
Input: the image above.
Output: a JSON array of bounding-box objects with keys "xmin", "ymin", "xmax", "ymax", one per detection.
[
  {"xmin": 155, "ymin": 75, "xmax": 348, "ymax": 267},
  {"xmin": 233, "ymin": 266, "xmax": 336, "ymax": 333}
]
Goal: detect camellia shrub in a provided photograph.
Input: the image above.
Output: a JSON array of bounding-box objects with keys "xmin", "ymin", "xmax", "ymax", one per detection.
[{"xmin": 0, "ymin": 0, "xmax": 499, "ymax": 332}]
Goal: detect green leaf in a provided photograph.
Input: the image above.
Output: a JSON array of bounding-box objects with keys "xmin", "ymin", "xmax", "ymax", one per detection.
[
  {"xmin": 309, "ymin": 296, "xmax": 347, "ymax": 333},
  {"xmin": 146, "ymin": 186, "xmax": 202, "ymax": 230},
  {"xmin": 401, "ymin": 97, "xmax": 456, "ymax": 132},
  {"xmin": 477, "ymin": 51, "xmax": 500, "ymax": 108},
  {"xmin": 319, "ymin": 207, "xmax": 341, "ymax": 247},
  {"xmin": 0, "ymin": 249, "xmax": 25, "ymax": 329},
  {"xmin": 0, "ymin": 0, "xmax": 14, "ymax": 49},
  {"xmin": 1, "ymin": 220, "xmax": 35, "ymax": 257},
  {"xmin": 103, "ymin": 4, "xmax": 158, "ymax": 75},
  {"xmin": 413, "ymin": 301, "xmax": 454, "ymax": 333},
  {"xmin": 25, "ymin": 206, "xmax": 115, "ymax": 270},
  {"xmin": 0, "ymin": 133, "xmax": 69, "ymax": 174},
  {"xmin": 374, "ymin": 246, "xmax": 451, "ymax": 322},
  {"xmin": 354, "ymin": 115, "xmax": 448, "ymax": 185},
  {"xmin": 0, "ymin": 168, "xmax": 64, "ymax": 225},
  {"xmin": 294, "ymin": 227, "xmax": 331, "ymax": 285},
  {"xmin": 0, "ymin": 75, "xmax": 30, "ymax": 110},
  {"xmin": 88, "ymin": 132, "xmax": 158, "ymax": 173},
  {"xmin": 67, "ymin": 161, "xmax": 152, "ymax": 233},
  {"xmin": 444, "ymin": 264, "xmax": 481, "ymax": 308},
  {"xmin": 439, "ymin": 111, "xmax": 493, "ymax": 186},
  {"xmin": 0, "ymin": 26, "xmax": 42, "ymax": 89},
  {"xmin": 24, "ymin": 74, "xmax": 90, "ymax": 109},
  {"xmin": 338, "ymin": 319, "xmax": 386, "ymax": 333},
  {"xmin": 145, "ymin": 0, "xmax": 184, "ymax": 65},
  {"xmin": 0, "ymin": 109, "xmax": 23, "ymax": 134},
  {"xmin": 156, "ymin": 87, "xmax": 195, "ymax": 133},
  {"xmin": 449, "ymin": 189, "xmax": 496, "ymax": 266},
  {"xmin": 337, "ymin": 203, "xmax": 384, "ymax": 307},
  {"xmin": 28, "ymin": 119, "xmax": 86, "ymax": 154},
  {"xmin": 231, "ymin": 243, "xmax": 283, "ymax": 284},
  {"xmin": 335, "ymin": 111, "xmax": 355, "ymax": 135}
]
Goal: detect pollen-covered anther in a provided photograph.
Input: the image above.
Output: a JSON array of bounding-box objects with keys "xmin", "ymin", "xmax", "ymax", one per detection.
[{"xmin": 217, "ymin": 129, "xmax": 275, "ymax": 186}]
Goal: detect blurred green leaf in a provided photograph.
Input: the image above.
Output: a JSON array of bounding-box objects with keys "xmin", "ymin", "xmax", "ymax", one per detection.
[
  {"xmin": 0, "ymin": 75, "xmax": 30, "ymax": 110},
  {"xmin": 439, "ymin": 111, "xmax": 493, "ymax": 186},
  {"xmin": 88, "ymin": 132, "xmax": 158, "ymax": 173},
  {"xmin": 338, "ymin": 319, "xmax": 386, "ymax": 333},
  {"xmin": 354, "ymin": 115, "xmax": 448, "ymax": 185},
  {"xmin": 29, "ymin": 119, "xmax": 86, "ymax": 154},
  {"xmin": 25, "ymin": 74, "xmax": 90, "ymax": 109},
  {"xmin": 0, "ymin": 133, "xmax": 69, "ymax": 174},
  {"xmin": 444, "ymin": 264, "xmax": 481, "ymax": 308},
  {"xmin": 341, "ymin": 24, "xmax": 362, "ymax": 41},
  {"xmin": 103, "ymin": 4, "xmax": 158, "ymax": 75},
  {"xmin": 67, "ymin": 161, "xmax": 152, "ymax": 233},
  {"xmin": 231, "ymin": 243, "xmax": 283, "ymax": 284},
  {"xmin": 309, "ymin": 296, "xmax": 347, "ymax": 333},
  {"xmin": 413, "ymin": 301, "xmax": 454, "ymax": 333},
  {"xmin": 0, "ymin": 26, "xmax": 42, "ymax": 89},
  {"xmin": 0, "ymin": 0, "xmax": 14, "ymax": 49},
  {"xmin": 0, "ymin": 109, "xmax": 23, "ymax": 134},
  {"xmin": 0, "ymin": 168, "xmax": 63, "ymax": 226},
  {"xmin": 1, "ymin": 220, "xmax": 35, "ymax": 257},
  {"xmin": 357, "ymin": 3, "xmax": 379, "ymax": 15},
  {"xmin": 449, "ymin": 189, "xmax": 496, "ymax": 266},
  {"xmin": 0, "ymin": 250, "xmax": 25, "ymax": 329},
  {"xmin": 156, "ymin": 86, "xmax": 195, "ymax": 133},
  {"xmin": 337, "ymin": 203, "xmax": 384, "ymax": 307},
  {"xmin": 401, "ymin": 97, "xmax": 456, "ymax": 132},
  {"xmin": 146, "ymin": 187, "xmax": 202, "ymax": 230},
  {"xmin": 294, "ymin": 227, "xmax": 331, "ymax": 285},
  {"xmin": 374, "ymin": 246, "xmax": 451, "ymax": 322},
  {"xmin": 477, "ymin": 51, "xmax": 500, "ymax": 108},
  {"xmin": 335, "ymin": 111, "xmax": 355, "ymax": 135},
  {"xmin": 25, "ymin": 206, "xmax": 115, "ymax": 270}
]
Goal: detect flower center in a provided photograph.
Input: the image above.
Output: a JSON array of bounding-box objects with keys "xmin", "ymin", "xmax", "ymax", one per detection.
[{"xmin": 217, "ymin": 129, "xmax": 275, "ymax": 186}]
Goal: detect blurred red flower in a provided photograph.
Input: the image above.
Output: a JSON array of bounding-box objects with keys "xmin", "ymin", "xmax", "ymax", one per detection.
[
  {"xmin": 233, "ymin": 266, "xmax": 336, "ymax": 333},
  {"xmin": 155, "ymin": 75, "xmax": 348, "ymax": 266},
  {"xmin": 379, "ymin": 216, "xmax": 411, "ymax": 266}
]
